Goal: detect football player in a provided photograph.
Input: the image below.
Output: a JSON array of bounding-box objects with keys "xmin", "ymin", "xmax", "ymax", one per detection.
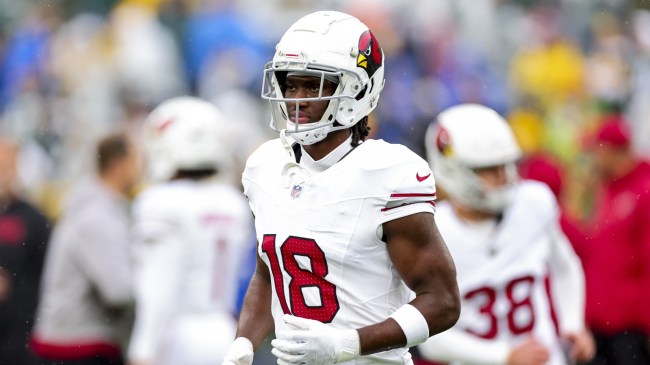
[
  {"xmin": 418, "ymin": 104, "xmax": 594, "ymax": 365},
  {"xmin": 127, "ymin": 97, "xmax": 253, "ymax": 365},
  {"xmin": 222, "ymin": 10, "xmax": 460, "ymax": 365}
]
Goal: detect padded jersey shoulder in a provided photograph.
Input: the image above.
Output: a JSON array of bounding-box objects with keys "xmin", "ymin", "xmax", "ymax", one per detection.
[
  {"xmin": 355, "ymin": 139, "xmax": 430, "ymax": 171},
  {"xmin": 512, "ymin": 179, "xmax": 559, "ymax": 224},
  {"xmin": 243, "ymin": 138, "xmax": 286, "ymax": 172}
]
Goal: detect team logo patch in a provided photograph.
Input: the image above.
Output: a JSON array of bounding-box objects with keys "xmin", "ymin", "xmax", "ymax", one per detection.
[
  {"xmin": 357, "ymin": 30, "xmax": 383, "ymax": 78},
  {"xmin": 290, "ymin": 184, "xmax": 303, "ymax": 199}
]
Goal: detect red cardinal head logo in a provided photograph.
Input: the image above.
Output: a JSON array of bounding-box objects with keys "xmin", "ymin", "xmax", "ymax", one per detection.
[
  {"xmin": 436, "ymin": 126, "xmax": 453, "ymax": 156},
  {"xmin": 357, "ymin": 30, "xmax": 383, "ymax": 78}
]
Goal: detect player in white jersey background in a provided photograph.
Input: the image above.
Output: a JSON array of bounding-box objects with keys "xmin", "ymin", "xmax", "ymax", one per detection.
[
  {"xmin": 222, "ymin": 11, "xmax": 460, "ymax": 365},
  {"xmin": 417, "ymin": 104, "xmax": 595, "ymax": 365},
  {"xmin": 127, "ymin": 97, "xmax": 253, "ymax": 365}
]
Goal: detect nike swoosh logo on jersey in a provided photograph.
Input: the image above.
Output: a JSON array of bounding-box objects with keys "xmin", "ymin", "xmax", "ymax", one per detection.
[{"xmin": 416, "ymin": 172, "xmax": 431, "ymax": 182}]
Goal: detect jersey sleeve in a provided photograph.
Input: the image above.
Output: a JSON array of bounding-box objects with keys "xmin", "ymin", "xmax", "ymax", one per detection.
[
  {"xmin": 242, "ymin": 139, "xmax": 283, "ymax": 218},
  {"xmin": 376, "ymin": 152, "xmax": 437, "ymax": 226},
  {"xmin": 418, "ymin": 327, "xmax": 510, "ymax": 365},
  {"xmin": 548, "ymin": 220, "xmax": 586, "ymax": 335}
]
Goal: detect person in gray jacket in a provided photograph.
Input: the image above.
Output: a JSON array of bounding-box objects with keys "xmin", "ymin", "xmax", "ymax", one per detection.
[{"xmin": 31, "ymin": 132, "xmax": 141, "ymax": 365}]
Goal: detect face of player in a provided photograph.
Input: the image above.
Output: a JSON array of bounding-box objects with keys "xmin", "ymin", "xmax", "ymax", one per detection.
[
  {"xmin": 473, "ymin": 165, "xmax": 508, "ymax": 189},
  {"xmin": 284, "ymin": 75, "xmax": 338, "ymax": 124}
]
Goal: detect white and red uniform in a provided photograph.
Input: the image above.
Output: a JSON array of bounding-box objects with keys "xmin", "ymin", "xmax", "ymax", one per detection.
[
  {"xmin": 128, "ymin": 179, "xmax": 253, "ymax": 365},
  {"xmin": 243, "ymin": 137, "xmax": 436, "ymax": 365},
  {"xmin": 418, "ymin": 181, "xmax": 586, "ymax": 365}
]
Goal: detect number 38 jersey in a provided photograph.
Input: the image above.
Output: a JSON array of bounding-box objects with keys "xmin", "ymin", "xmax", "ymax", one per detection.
[
  {"xmin": 419, "ymin": 180, "xmax": 585, "ymax": 365},
  {"xmin": 243, "ymin": 138, "xmax": 436, "ymax": 364}
]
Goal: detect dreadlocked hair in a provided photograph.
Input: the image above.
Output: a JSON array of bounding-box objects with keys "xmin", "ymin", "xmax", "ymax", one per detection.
[{"xmin": 351, "ymin": 116, "xmax": 370, "ymax": 147}]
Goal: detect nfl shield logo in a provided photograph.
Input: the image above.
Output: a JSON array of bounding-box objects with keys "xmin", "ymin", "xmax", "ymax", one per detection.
[{"xmin": 290, "ymin": 184, "xmax": 303, "ymax": 199}]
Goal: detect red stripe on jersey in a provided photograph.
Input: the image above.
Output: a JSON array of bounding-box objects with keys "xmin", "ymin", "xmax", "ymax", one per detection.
[
  {"xmin": 389, "ymin": 193, "xmax": 437, "ymax": 198},
  {"xmin": 381, "ymin": 200, "xmax": 436, "ymax": 212}
]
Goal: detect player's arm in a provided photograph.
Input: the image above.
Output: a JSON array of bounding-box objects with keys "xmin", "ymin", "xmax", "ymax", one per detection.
[
  {"xmin": 357, "ymin": 212, "xmax": 460, "ymax": 354},
  {"xmin": 548, "ymin": 222, "xmax": 595, "ymax": 362},
  {"xmin": 223, "ymin": 250, "xmax": 275, "ymax": 365},
  {"xmin": 418, "ymin": 325, "xmax": 552, "ymax": 365},
  {"xmin": 236, "ymin": 251, "xmax": 275, "ymax": 347}
]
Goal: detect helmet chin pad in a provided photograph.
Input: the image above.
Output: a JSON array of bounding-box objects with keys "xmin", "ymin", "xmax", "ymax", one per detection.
[{"xmin": 285, "ymin": 120, "xmax": 333, "ymax": 145}]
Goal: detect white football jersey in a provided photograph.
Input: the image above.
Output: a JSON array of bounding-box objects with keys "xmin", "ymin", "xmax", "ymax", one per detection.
[
  {"xmin": 243, "ymin": 138, "xmax": 436, "ymax": 365},
  {"xmin": 419, "ymin": 180, "xmax": 585, "ymax": 365},
  {"xmin": 128, "ymin": 179, "xmax": 253, "ymax": 365}
]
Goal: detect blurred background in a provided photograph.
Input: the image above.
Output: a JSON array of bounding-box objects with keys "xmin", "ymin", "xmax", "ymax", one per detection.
[
  {"xmin": 0, "ymin": 0, "xmax": 649, "ymax": 221},
  {"xmin": 1, "ymin": 0, "xmax": 650, "ymax": 364}
]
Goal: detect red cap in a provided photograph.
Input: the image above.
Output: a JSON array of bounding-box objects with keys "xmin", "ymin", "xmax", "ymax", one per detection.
[{"xmin": 594, "ymin": 114, "xmax": 631, "ymax": 147}]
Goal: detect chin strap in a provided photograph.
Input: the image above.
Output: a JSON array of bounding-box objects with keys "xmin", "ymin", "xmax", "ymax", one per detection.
[{"xmin": 280, "ymin": 129, "xmax": 310, "ymax": 189}]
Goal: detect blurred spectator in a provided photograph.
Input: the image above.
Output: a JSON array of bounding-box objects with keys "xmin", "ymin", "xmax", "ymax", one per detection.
[
  {"xmin": 0, "ymin": 136, "xmax": 50, "ymax": 365},
  {"xmin": 509, "ymin": 3, "xmax": 586, "ymax": 108},
  {"xmin": 109, "ymin": 1, "xmax": 187, "ymax": 107},
  {"xmin": 0, "ymin": 3, "xmax": 58, "ymax": 112},
  {"xmin": 127, "ymin": 97, "xmax": 253, "ymax": 365},
  {"xmin": 584, "ymin": 11, "xmax": 631, "ymax": 109},
  {"xmin": 577, "ymin": 117, "xmax": 650, "ymax": 365},
  {"xmin": 31, "ymin": 133, "xmax": 140, "ymax": 365},
  {"xmin": 377, "ymin": 0, "xmax": 508, "ymax": 157},
  {"xmin": 183, "ymin": 0, "xmax": 269, "ymax": 96}
]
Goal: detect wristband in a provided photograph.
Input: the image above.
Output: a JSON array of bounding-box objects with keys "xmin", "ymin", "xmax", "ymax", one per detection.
[
  {"xmin": 389, "ymin": 304, "xmax": 430, "ymax": 347},
  {"xmin": 338, "ymin": 329, "xmax": 361, "ymax": 362}
]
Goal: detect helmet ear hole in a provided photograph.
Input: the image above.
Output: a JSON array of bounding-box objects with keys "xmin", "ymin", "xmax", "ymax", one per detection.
[{"xmin": 355, "ymin": 85, "xmax": 367, "ymax": 101}]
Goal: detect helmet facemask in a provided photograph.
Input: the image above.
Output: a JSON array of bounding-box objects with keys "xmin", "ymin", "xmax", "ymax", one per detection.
[
  {"xmin": 469, "ymin": 163, "xmax": 520, "ymax": 213},
  {"xmin": 433, "ymin": 150, "xmax": 520, "ymax": 214},
  {"xmin": 262, "ymin": 58, "xmax": 367, "ymax": 145}
]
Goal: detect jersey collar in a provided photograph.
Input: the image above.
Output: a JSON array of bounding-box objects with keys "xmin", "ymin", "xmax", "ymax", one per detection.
[{"xmin": 300, "ymin": 135, "xmax": 354, "ymax": 173}]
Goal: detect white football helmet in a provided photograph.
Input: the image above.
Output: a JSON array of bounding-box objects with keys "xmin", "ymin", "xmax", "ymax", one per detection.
[
  {"xmin": 143, "ymin": 96, "xmax": 229, "ymax": 182},
  {"xmin": 425, "ymin": 104, "xmax": 522, "ymax": 213},
  {"xmin": 262, "ymin": 11, "xmax": 385, "ymax": 145}
]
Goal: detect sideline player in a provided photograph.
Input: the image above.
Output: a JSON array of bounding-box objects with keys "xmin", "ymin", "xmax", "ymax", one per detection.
[
  {"xmin": 418, "ymin": 104, "xmax": 594, "ymax": 365},
  {"xmin": 127, "ymin": 97, "xmax": 253, "ymax": 365},
  {"xmin": 222, "ymin": 10, "xmax": 460, "ymax": 365}
]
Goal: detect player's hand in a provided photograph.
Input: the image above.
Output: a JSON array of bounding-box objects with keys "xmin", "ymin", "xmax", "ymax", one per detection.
[
  {"xmin": 563, "ymin": 330, "xmax": 596, "ymax": 363},
  {"xmin": 271, "ymin": 314, "xmax": 360, "ymax": 365},
  {"xmin": 222, "ymin": 337, "xmax": 254, "ymax": 365},
  {"xmin": 506, "ymin": 337, "xmax": 550, "ymax": 365}
]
